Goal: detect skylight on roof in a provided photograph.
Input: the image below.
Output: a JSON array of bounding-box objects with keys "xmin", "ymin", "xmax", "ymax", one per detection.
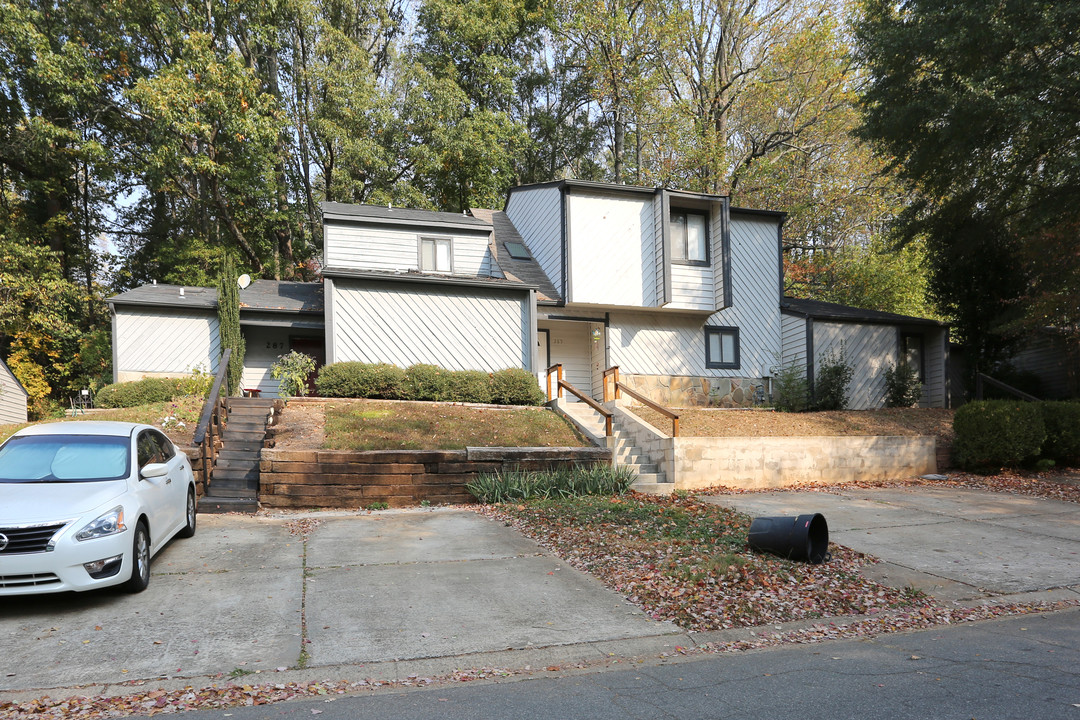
[{"xmin": 504, "ymin": 241, "xmax": 531, "ymax": 260}]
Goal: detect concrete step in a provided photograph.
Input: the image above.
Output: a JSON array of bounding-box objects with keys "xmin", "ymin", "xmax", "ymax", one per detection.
[
  {"xmin": 625, "ymin": 463, "xmax": 659, "ymax": 475},
  {"xmin": 632, "ymin": 472, "xmax": 668, "ymax": 485},
  {"xmin": 198, "ymin": 496, "xmax": 258, "ymax": 513},
  {"xmin": 629, "ymin": 480, "xmax": 674, "ymax": 496}
]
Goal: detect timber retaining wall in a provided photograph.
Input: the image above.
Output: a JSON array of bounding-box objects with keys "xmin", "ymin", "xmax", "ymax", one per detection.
[{"xmin": 259, "ymin": 446, "xmax": 611, "ymax": 508}]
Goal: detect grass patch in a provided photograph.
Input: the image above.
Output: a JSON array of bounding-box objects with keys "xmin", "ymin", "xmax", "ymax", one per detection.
[
  {"xmin": 0, "ymin": 395, "xmax": 204, "ymax": 447},
  {"xmin": 323, "ymin": 400, "xmax": 585, "ymax": 450},
  {"xmin": 466, "ymin": 466, "xmax": 635, "ymax": 502},
  {"xmin": 483, "ymin": 494, "xmax": 932, "ymax": 630}
]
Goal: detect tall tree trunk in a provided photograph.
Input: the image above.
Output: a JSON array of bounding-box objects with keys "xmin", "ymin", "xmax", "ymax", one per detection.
[{"xmin": 613, "ymin": 108, "xmax": 624, "ymax": 184}]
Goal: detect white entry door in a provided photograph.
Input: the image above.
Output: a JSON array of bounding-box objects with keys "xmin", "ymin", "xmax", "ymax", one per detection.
[{"xmin": 542, "ymin": 321, "xmax": 592, "ymax": 400}]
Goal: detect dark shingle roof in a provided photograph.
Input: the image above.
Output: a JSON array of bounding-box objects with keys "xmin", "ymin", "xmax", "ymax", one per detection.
[
  {"xmin": 782, "ymin": 297, "xmax": 947, "ymax": 327},
  {"xmin": 108, "ymin": 280, "xmax": 324, "ymax": 314},
  {"xmin": 469, "ymin": 208, "xmax": 561, "ymax": 303},
  {"xmin": 322, "ymin": 202, "xmax": 492, "ymax": 231}
]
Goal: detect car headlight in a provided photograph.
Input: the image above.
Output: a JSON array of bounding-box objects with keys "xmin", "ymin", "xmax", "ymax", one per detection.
[{"xmin": 75, "ymin": 506, "xmax": 126, "ymax": 541}]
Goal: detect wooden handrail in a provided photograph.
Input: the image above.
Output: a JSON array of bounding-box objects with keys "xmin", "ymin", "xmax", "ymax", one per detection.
[
  {"xmin": 602, "ymin": 366, "xmax": 620, "ymax": 402},
  {"xmin": 193, "ymin": 348, "xmax": 232, "ymax": 495},
  {"xmin": 975, "ymin": 372, "xmax": 1040, "ymax": 402},
  {"xmin": 558, "ymin": 379, "xmax": 613, "ymax": 436},
  {"xmin": 614, "ymin": 380, "xmax": 680, "ymax": 437},
  {"xmin": 545, "ymin": 363, "xmax": 565, "ymax": 401}
]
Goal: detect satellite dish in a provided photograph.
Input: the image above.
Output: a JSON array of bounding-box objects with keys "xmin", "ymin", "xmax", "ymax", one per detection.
[{"xmin": 237, "ymin": 274, "xmax": 252, "ymax": 290}]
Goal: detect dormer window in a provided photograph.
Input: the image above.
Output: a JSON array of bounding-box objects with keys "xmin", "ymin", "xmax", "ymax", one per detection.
[
  {"xmin": 671, "ymin": 209, "xmax": 708, "ymax": 265},
  {"xmin": 419, "ymin": 237, "xmax": 452, "ymax": 273}
]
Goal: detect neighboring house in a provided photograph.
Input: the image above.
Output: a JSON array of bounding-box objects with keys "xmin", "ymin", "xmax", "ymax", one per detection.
[
  {"xmin": 0, "ymin": 356, "xmax": 29, "ymax": 424},
  {"xmin": 107, "ymin": 180, "xmax": 950, "ymax": 409},
  {"xmin": 108, "ymin": 281, "xmax": 324, "ymax": 397},
  {"xmin": 1001, "ymin": 328, "xmax": 1078, "ymax": 400},
  {"xmin": 780, "ymin": 298, "xmax": 950, "ymax": 409}
]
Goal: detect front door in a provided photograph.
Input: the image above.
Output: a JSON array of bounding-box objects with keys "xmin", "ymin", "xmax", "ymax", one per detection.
[
  {"xmin": 290, "ymin": 336, "xmax": 326, "ymax": 396},
  {"xmin": 540, "ymin": 320, "xmax": 593, "ymax": 400}
]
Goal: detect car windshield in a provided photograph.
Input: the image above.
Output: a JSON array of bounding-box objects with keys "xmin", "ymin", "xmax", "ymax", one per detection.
[{"xmin": 0, "ymin": 434, "xmax": 131, "ymax": 483}]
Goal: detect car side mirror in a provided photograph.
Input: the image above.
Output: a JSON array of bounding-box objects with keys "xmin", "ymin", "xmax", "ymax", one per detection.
[{"xmin": 140, "ymin": 463, "xmax": 169, "ymax": 479}]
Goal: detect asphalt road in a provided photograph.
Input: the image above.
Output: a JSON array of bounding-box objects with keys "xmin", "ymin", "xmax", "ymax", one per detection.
[{"xmin": 144, "ymin": 607, "xmax": 1080, "ymax": 720}]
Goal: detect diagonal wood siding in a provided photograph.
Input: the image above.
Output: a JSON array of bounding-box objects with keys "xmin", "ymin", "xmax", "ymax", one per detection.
[
  {"xmin": 781, "ymin": 313, "xmax": 808, "ymax": 371},
  {"xmin": 331, "ymin": 280, "xmax": 530, "ymax": 372},
  {"xmin": 566, "ymin": 192, "xmax": 656, "ymax": 307},
  {"xmin": 0, "ymin": 360, "xmax": 28, "ymax": 424},
  {"xmin": 705, "ymin": 215, "xmax": 783, "ymax": 377},
  {"xmin": 115, "ymin": 308, "xmax": 221, "ymax": 375},
  {"xmin": 814, "ymin": 321, "xmax": 897, "ymax": 410},
  {"xmin": 505, "ymin": 186, "xmax": 564, "ymax": 296}
]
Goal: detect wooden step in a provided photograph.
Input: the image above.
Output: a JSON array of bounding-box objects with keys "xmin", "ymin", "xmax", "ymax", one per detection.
[
  {"xmin": 207, "ymin": 483, "xmax": 258, "ymax": 497},
  {"xmin": 213, "ymin": 467, "xmax": 259, "ymax": 482},
  {"xmin": 215, "ymin": 457, "xmax": 259, "ymax": 471},
  {"xmin": 198, "ymin": 496, "xmax": 258, "ymax": 513},
  {"xmin": 220, "ymin": 440, "xmax": 264, "ymax": 452}
]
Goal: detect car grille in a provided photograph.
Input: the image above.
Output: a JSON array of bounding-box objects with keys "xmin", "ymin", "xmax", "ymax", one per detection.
[
  {"xmin": 0, "ymin": 523, "xmax": 68, "ymax": 554},
  {"xmin": 0, "ymin": 573, "xmax": 61, "ymax": 588}
]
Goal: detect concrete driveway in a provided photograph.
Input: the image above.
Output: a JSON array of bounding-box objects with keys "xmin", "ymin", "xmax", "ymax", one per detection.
[
  {"xmin": 703, "ymin": 486, "xmax": 1080, "ymax": 602},
  {"xmin": 0, "ymin": 509, "xmax": 678, "ymax": 694}
]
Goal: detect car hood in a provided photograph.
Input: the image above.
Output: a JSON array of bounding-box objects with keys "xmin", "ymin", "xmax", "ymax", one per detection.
[{"xmin": 0, "ymin": 480, "xmax": 129, "ymax": 524}]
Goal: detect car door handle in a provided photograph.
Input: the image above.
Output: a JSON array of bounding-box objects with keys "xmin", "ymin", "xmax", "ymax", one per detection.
[{"xmin": 166, "ymin": 478, "xmax": 172, "ymax": 484}]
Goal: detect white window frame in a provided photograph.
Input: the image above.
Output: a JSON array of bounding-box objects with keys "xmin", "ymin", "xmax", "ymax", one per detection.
[{"xmin": 419, "ymin": 236, "xmax": 453, "ymax": 273}]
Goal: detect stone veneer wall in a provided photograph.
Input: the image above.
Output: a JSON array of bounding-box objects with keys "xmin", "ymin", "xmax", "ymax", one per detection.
[
  {"xmin": 609, "ymin": 402, "xmax": 937, "ymax": 490},
  {"xmin": 620, "ymin": 373, "xmax": 764, "ymax": 408},
  {"xmin": 259, "ymin": 446, "xmax": 611, "ymax": 508}
]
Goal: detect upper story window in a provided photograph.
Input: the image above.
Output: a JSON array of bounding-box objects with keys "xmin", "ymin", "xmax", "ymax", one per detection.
[
  {"xmin": 671, "ymin": 209, "xmax": 708, "ymax": 266},
  {"xmin": 419, "ymin": 237, "xmax": 452, "ymax": 273}
]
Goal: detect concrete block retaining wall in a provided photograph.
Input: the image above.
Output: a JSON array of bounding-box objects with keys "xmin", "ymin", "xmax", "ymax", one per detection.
[
  {"xmin": 259, "ymin": 446, "xmax": 612, "ymax": 508},
  {"xmin": 612, "ymin": 405, "xmax": 937, "ymax": 490}
]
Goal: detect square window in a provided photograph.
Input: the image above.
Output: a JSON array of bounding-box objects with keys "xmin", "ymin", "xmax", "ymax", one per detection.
[
  {"xmin": 419, "ymin": 237, "xmax": 452, "ymax": 273},
  {"xmin": 671, "ymin": 210, "xmax": 708, "ymax": 265},
  {"xmin": 705, "ymin": 326, "xmax": 739, "ymax": 369}
]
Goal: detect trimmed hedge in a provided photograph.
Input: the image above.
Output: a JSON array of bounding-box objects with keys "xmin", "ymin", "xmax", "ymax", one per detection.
[
  {"xmin": 316, "ymin": 361, "xmax": 545, "ymax": 406},
  {"xmin": 95, "ymin": 377, "xmax": 187, "ymax": 408},
  {"xmin": 953, "ymin": 400, "xmax": 1045, "ymax": 471},
  {"xmin": 1040, "ymin": 401, "xmax": 1080, "ymax": 465}
]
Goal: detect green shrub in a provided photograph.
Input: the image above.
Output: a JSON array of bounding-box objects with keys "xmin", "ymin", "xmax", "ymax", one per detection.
[
  {"xmin": 445, "ymin": 370, "xmax": 493, "ymax": 403},
  {"xmin": 771, "ymin": 357, "xmax": 809, "ymax": 413},
  {"xmin": 271, "ymin": 351, "xmax": 317, "ymax": 399},
  {"xmin": 1039, "ymin": 401, "xmax": 1080, "ymax": 464},
  {"xmin": 953, "ymin": 400, "xmax": 1045, "ymax": 471},
  {"xmin": 466, "ymin": 465, "xmax": 636, "ymax": 503},
  {"xmin": 884, "ymin": 362, "xmax": 923, "ymax": 408},
  {"xmin": 315, "ymin": 362, "xmax": 406, "ymax": 399},
  {"xmin": 814, "ymin": 345, "xmax": 854, "ymax": 411},
  {"xmin": 490, "ymin": 368, "xmax": 545, "ymax": 406},
  {"xmin": 95, "ymin": 377, "xmax": 186, "ymax": 408},
  {"xmin": 175, "ymin": 364, "xmax": 214, "ymax": 398},
  {"xmin": 405, "ymin": 364, "xmax": 450, "ymax": 401}
]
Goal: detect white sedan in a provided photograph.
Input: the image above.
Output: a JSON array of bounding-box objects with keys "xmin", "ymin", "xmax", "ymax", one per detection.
[{"xmin": 0, "ymin": 421, "xmax": 197, "ymax": 595}]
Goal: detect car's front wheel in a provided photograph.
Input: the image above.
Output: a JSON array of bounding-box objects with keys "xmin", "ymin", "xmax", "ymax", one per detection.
[
  {"xmin": 178, "ymin": 487, "xmax": 197, "ymax": 539},
  {"xmin": 123, "ymin": 521, "xmax": 151, "ymax": 593}
]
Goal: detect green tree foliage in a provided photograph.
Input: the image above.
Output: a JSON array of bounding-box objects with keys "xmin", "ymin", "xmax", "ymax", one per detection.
[
  {"xmin": 217, "ymin": 255, "xmax": 245, "ymax": 396},
  {"xmin": 855, "ymin": 0, "xmax": 1080, "ymax": 360}
]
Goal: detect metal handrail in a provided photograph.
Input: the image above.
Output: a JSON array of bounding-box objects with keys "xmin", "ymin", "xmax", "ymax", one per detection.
[
  {"xmin": 975, "ymin": 372, "xmax": 1040, "ymax": 402},
  {"xmin": 604, "ymin": 365, "xmax": 680, "ymax": 437},
  {"xmin": 193, "ymin": 348, "xmax": 231, "ymax": 495}
]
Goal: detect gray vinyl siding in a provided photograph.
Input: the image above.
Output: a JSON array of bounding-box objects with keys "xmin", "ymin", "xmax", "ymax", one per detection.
[
  {"xmin": 780, "ymin": 313, "xmax": 808, "ymax": 370},
  {"xmin": 608, "ymin": 313, "xmax": 711, "ymax": 376},
  {"xmin": 324, "ymin": 222, "xmax": 495, "ymax": 277},
  {"xmin": 813, "ymin": 321, "xmax": 897, "ymax": 410},
  {"xmin": 505, "ymin": 186, "xmax": 564, "ymax": 296},
  {"xmin": 115, "ymin": 308, "xmax": 221, "ymax": 376},
  {"xmin": 0, "ymin": 361, "xmax": 28, "ymax": 424},
  {"xmin": 705, "ymin": 215, "xmax": 783, "ymax": 377},
  {"xmin": 331, "ymin": 279, "xmax": 530, "ymax": 372},
  {"xmin": 566, "ymin": 192, "xmax": 656, "ymax": 307},
  {"xmin": 669, "ymin": 264, "xmax": 713, "ymax": 311},
  {"xmin": 711, "ymin": 201, "xmax": 725, "ymax": 310},
  {"xmin": 653, "ymin": 191, "xmax": 667, "ymax": 305}
]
